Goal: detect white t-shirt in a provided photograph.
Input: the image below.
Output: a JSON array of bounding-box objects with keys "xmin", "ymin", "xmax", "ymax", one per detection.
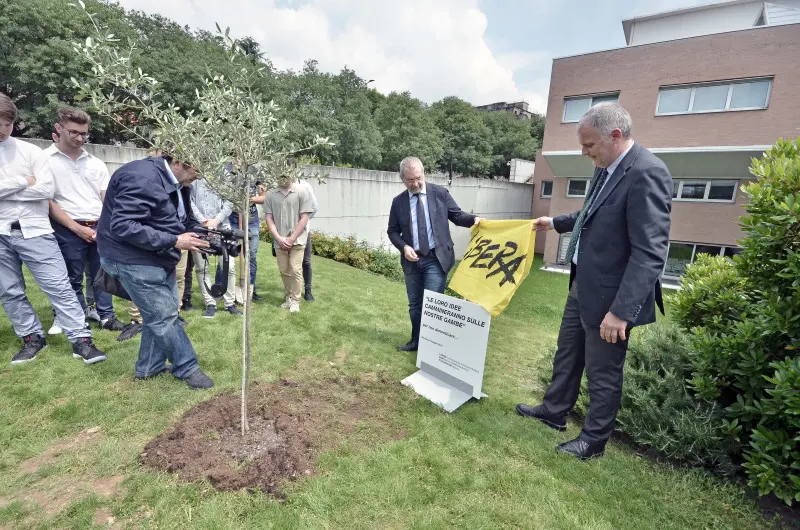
[
  {"xmin": 45, "ymin": 144, "xmax": 110, "ymax": 220},
  {"xmin": 0, "ymin": 137, "xmax": 55, "ymax": 238}
]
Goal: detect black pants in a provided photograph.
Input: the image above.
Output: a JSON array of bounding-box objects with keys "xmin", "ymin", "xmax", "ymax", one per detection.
[
  {"xmin": 542, "ymin": 281, "xmax": 629, "ymax": 444},
  {"xmin": 302, "ymin": 237, "xmax": 312, "ymax": 289},
  {"xmin": 182, "ymin": 251, "xmax": 194, "ymax": 303}
]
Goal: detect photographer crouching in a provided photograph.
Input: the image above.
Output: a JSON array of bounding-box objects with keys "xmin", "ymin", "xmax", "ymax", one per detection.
[{"xmin": 96, "ymin": 154, "xmax": 215, "ymax": 389}]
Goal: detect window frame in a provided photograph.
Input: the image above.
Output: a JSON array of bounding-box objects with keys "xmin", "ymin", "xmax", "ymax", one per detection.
[
  {"xmin": 671, "ymin": 179, "xmax": 738, "ymax": 203},
  {"xmin": 566, "ymin": 178, "xmax": 590, "ymax": 198},
  {"xmin": 540, "ymin": 180, "xmax": 553, "ymax": 198},
  {"xmin": 662, "ymin": 241, "xmax": 741, "ymax": 279},
  {"xmin": 562, "ymin": 92, "xmax": 620, "ymax": 123},
  {"xmin": 656, "ymin": 77, "xmax": 772, "ymax": 116},
  {"xmin": 556, "ymin": 232, "xmax": 573, "ymax": 265}
]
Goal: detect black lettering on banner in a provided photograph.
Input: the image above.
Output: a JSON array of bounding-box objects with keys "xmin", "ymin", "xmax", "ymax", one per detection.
[{"xmin": 463, "ymin": 230, "xmax": 526, "ymax": 287}]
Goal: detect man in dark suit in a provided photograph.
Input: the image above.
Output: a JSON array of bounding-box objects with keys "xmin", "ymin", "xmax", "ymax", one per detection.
[
  {"xmin": 387, "ymin": 156, "xmax": 482, "ymax": 352},
  {"xmin": 516, "ymin": 103, "xmax": 672, "ymax": 460},
  {"xmin": 97, "ymin": 154, "xmax": 215, "ymax": 389}
]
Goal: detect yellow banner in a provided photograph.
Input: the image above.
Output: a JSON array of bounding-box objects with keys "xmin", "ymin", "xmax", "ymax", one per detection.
[{"xmin": 448, "ymin": 219, "xmax": 536, "ymax": 317}]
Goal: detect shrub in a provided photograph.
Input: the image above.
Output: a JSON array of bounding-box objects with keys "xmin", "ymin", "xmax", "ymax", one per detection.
[
  {"xmin": 535, "ymin": 321, "xmax": 733, "ymax": 470},
  {"xmin": 671, "ymin": 137, "xmax": 800, "ymax": 505},
  {"xmin": 280, "ymin": 230, "xmax": 406, "ymax": 283}
]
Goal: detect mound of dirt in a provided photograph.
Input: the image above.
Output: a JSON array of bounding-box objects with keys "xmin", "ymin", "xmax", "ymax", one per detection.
[{"xmin": 141, "ymin": 374, "xmax": 403, "ymax": 495}]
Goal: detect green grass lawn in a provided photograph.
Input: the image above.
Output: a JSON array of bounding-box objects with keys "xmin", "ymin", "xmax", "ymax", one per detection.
[{"xmin": 0, "ymin": 251, "xmax": 769, "ymax": 529}]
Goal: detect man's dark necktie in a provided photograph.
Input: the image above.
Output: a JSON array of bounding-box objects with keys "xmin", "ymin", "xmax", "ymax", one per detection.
[
  {"xmin": 564, "ymin": 168, "xmax": 609, "ymax": 263},
  {"xmin": 415, "ymin": 193, "xmax": 430, "ymax": 255}
]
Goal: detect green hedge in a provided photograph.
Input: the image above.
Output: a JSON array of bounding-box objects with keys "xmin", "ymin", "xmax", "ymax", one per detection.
[
  {"xmin": 535, "ymin": 321, "xmax": 734, "ymax": 471},
  {"xmin": 259, "ymin": 225, "xmax": 405, "ymax": 283},
  {"xmin": 670, "ymin": 137, "xmax": 800, "ymax": 506}
]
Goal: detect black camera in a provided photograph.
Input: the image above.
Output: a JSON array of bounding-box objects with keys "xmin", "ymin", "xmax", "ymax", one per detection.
[
  {"xmin": 197, "ymin": 226, "xmax": 245, "ymax": 257},
  {"xmin": 196, "ymin": 226, "xmax": 245, "ymax": 298}
]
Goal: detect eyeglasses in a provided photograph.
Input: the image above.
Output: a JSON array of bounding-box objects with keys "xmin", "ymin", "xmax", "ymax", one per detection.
[{"xmin": 62, "ymin": 127, "xmax": 90, "ymax": 140}]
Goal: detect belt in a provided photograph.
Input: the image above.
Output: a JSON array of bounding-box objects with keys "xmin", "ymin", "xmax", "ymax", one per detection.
[
  {"xmin": 10, "ymin": 221, "xmax": 20, "ymax": 230},
  {"xmin": 75, "ymin": 220, "xmax": 98, "ymax": 227}
]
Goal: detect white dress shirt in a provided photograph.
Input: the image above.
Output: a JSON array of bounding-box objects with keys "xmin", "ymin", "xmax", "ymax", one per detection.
[
  {"xmin": 571, "ymin": 141, "xmax": 634, "ymax": 265},
  {"xmin": 408, "ymin": 184, "xmax": 436, "ymax": 252},
  {"xmin": 0, "ymin": 137, "xmax": 56, "ymax": 238},
  {"xmin": 46, "ymin": 144, "xmax": 110, "ymax": 220}
]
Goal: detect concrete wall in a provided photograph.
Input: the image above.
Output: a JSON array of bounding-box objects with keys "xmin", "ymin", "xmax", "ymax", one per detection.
[
  {"xmin": 18, "ymin": 139, "xmax": 534, "ymax": 258},
  {"xmin": 303, "ymin": 165, "xmax": 534, "ymax": 257},
  {"xmin": 21, "ymin": 139, "xmax": 146, "ymax": 174}
]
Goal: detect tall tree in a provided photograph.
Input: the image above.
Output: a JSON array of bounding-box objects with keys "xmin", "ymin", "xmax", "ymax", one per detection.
[
  {"xmin": 430, "ymin": 96, "xmax": 492, "ymax": 178},
  {"xmin": 482, "ymin": 110, "xmax": 539, "ymax": 178},
  {"xmin": 277, "ymin": 62, "xmax": 381, "ymax": 168},
  {"xmin": 530, "ymin": 112, "xmax": 546, "ymax": 152},
  {"xmin": 373, "ymin": 91, "xmax": 443, "ymax": 173}
]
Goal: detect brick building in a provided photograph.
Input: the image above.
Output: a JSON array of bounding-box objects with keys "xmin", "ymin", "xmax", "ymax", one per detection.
[{"xmin": 531, "ymin": 0, "xmax": 800, "ymax": 280}]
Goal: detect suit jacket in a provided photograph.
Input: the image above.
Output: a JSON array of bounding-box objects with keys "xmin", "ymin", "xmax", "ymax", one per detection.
[
  {"xmin": 387, "ymin": 182, "xmax": 476, "ymax": 274},
  {"xmin": 553, "ymin": 142, "xmax": 672, "ymax": 328},
  {"xmin": 97, "ymin": 157, "xmax": 202, "ymax": 270}
]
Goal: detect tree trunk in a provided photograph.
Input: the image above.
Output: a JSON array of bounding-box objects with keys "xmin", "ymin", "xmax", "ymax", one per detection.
[{"xmin": 240, "ymin": 192, "xmax": 252, "ymax": 435}]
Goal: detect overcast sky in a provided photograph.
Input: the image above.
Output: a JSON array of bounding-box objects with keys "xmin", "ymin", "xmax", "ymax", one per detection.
[{"xmin": 114, "ymin": 0, "xmax": 710, "ymax": 113}]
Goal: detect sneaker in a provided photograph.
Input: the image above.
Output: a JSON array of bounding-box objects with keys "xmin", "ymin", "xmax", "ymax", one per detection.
[
  {"xmin": 100, "ymin": 316, "xmax": 125, "ymax": 331},
  {"xmin": 289, "ymin": 300, "xmax": 300, "ymax": 313},
  {"xmin": 184, "ymin": 369, "xmax": 214, "ymax": 389},
  {"xmin": 181, "ymin": 300, "xmax": 196, "ymax": 311},
  {"xmin": 280, "ymin": 298, "xmax": 291, "ymax": 309},
  {"xmin": 11, "ymin": 334, "xmax": 47, "ymax": 365},
  {"xmin": 252, "ymin": 292, "xmax": 265, "ymax": 303},
  {"xmin": 304, "ymin": 288, "xmax": 315, "ymax": 302},
  {"xmin": 117, "ymin": 321, "xmax": 142, "ymax": 342},
  {"xmin": 86, "ymin": 304, "xmax": 101, "ymax": 323},
  {"xmin": 48, "ymin": 320, "xmax": 63, "ymax": 335},
  {"xmin": 225, "ymin": 305, "xmax": 242, "ymax": 316},
  {"xmin": 202, "ymin": 305, "xmax": 217, "ymax": 319},
  {"xmin": 72, "ymin": 337, "xmax": 107, "ymax": 364}
]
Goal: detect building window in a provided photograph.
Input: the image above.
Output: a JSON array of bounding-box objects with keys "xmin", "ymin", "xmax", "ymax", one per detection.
[
  {"xmin": 566, "ymin": 179, "xmax": 589, "ymax": 198},
  {"xmin": 557, "ymin": 233, "xmax": 573, "ymax": 265},
  {"xmin": 656, "ymin": 78, "xmax": 772, "ymax": 115},
  {"xmin": 540, "ymin": 181, "xmax": 553, "ymax": 198},
  {"xmin": 562, "ymin": 93, "xmax": 620, "ymax": 123},
  {"xmin": 663, "ymin": 242, "xmax": 741, "ymax": 277},
  {"xmin": 672, "ymin": 179, "xmax": 738, "ymax": 202}
]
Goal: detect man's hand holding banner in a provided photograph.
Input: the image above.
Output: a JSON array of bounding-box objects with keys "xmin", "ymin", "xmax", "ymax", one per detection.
[{"xmin": 448, "ymin": 219, "xmax": 536, "ymax": 317}]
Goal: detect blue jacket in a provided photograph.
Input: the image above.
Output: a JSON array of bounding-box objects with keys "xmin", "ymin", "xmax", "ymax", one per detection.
[
  {"xmin": 97, "ymin": 157, "xmax": 201, "ymax": 270},
  {"xmin": 387, "ymin": 182, "xmax": 475, "ymax": 275}
]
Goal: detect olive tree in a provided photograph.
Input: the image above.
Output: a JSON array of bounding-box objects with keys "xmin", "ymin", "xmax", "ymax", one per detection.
[{"xmin": 70, "ymin": 1, "xmax": 331, "ymax": 434}]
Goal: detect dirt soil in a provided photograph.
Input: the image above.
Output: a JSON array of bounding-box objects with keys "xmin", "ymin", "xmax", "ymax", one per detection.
[{"xmin": 141, "ymin": 373, "xmax": 404, "ymax": 496}]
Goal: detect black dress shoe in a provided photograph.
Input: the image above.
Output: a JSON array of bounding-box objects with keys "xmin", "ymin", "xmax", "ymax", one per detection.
[
  {"xmin": 515, "ymin": 403, "xmax": 567, "ymax": 432},
  {"xmin": 556, "ymin": 437, "xmax": 606, "ymax": 460},
  {"xmin": 396, "ymin": 341, "xmax": 418, "ymax": 352}
]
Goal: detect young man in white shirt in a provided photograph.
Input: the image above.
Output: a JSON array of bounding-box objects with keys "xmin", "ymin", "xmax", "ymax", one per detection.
[
  {"xmin": 0, "ymin": 94, "xmax": 106, "ymax": 365},
  {"xmin": 47, "ymin": 107, "xmax": 124, "ymax": 332}
]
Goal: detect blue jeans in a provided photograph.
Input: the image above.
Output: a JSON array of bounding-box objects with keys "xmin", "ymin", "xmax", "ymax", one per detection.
[
  {"xmin": 403, "ymin": 251, "xmax": 447, "ymax": 342},
  {"xmin": 53, "ymin": 223, "xmax": 115, "ymax": 320},
  {"xmin": 100, "ymin": 257, "xmax": 199, "ymax": 379},
  {"xmin": 0, "ymin": 231, "xmax": 90, "ymax": 342}
]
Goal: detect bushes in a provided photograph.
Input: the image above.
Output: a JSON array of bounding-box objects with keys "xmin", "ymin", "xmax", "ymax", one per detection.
[
  {"xmin": 670, "ymin": 137, "xmax": 800, "ymax": 505},
  {"xmin": 260, "ymin": 227, "xmax": 406, "ymax": 283},
  {"xmin": 535, "ymin": 321, "xmax": 733, "ymax": 470}
]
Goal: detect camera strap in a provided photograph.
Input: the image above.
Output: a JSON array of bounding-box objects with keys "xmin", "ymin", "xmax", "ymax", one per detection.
[{"xmin": 202, "ymin": 243, "xmax": 230, "ymax": 298}]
